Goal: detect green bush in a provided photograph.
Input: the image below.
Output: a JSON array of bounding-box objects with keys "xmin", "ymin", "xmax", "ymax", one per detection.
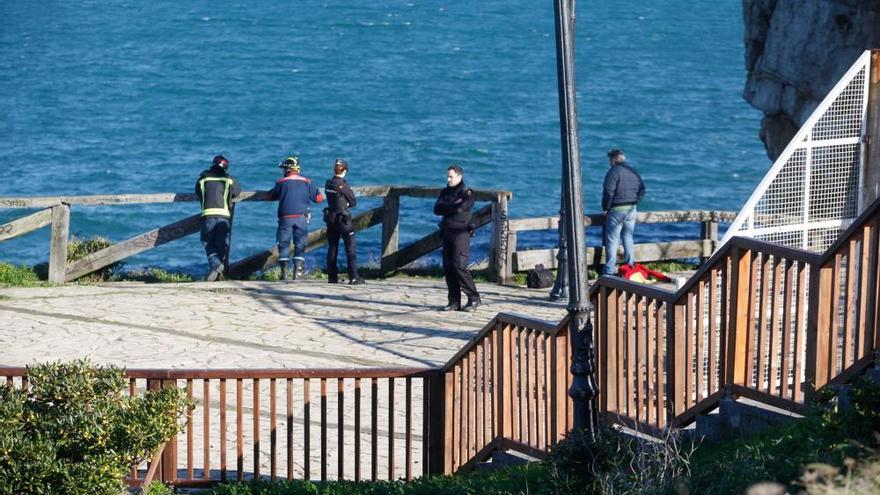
[
  {"xmin": 66, "ymin": 236, "xmax": 123, "ymax": 282},
  {"xmin": 115, "ymin": 268, "xmax": 194, "ymax": 283},
  {"xmin": 0, "ymin": 359, "xmax": 190, "ymax": 495},
  {"xmin": 687, "ymin": 378, "xmax": 880, "ymax": 494}
]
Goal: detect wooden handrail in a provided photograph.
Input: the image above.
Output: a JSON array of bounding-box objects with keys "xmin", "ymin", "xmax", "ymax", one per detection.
[
  {"xmin": 0, "ymin": 366, "xmax": 437, "ymax": 379},
  {"xmin": 508, "ymin": 209, "xmax": 736, "ymax": 231}
]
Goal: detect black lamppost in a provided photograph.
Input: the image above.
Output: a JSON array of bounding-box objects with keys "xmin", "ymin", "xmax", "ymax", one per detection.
[{"xmin": 552, "ymin": 0, "xmax": 598, "ymax": 434}]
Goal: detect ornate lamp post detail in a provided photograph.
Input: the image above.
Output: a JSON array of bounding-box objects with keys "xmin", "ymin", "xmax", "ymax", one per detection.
[{"xmin": 552, "ymin": 0, "xmax": 598, "ymax": 434}]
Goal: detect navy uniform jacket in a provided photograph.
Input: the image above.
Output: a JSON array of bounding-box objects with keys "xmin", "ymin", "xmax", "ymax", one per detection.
[
  {"xmin": 269, "ymin": 173, "xmax": 324, "ymax": 219},
  {"xmin": 434, "ymin": 182, "xmax": 475, "ymax": 231},
  {"xmin": 602, "ymin": 162, "xmax": 645, "ymax": 211}
]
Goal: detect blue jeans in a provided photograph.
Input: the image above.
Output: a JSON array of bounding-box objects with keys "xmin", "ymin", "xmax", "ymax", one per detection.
[
  {"xmin": 201, "ymin": 216, "xmax": 231, "ymax": 270},
  {"xmin": 277, "ymin": 217, "xmax": 308, "ymax": 264},
  {"xmin": 603, "ymin": 206, "xmax": 636, "ymax": 275}
]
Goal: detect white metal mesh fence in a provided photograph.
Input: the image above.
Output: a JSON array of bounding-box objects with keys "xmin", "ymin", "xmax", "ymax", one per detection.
[{"xmin": 723, "ymin": 51, "xmax": 872, "ymax": 252}]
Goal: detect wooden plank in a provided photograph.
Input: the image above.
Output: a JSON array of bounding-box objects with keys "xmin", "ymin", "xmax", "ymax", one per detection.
[
  {"xmin": 685, "ymin": 292, "xmax": 694, "ymax": 410},
  {"xmin": 355, "ymin": 378, "xmax": 361, "ymax": 480},
  {"xmin": 489, "ymin": 194, "xmax": 511, "ymax": 283},
  {"xmin": 627, "ymin": 294, "xmax": 637, "ymax": 416},
  {"xmin": 186, "ymin": 379, "xmax": 194, "ymax": 480},
  {"xmin": 729, "ymin": 248, "xmax": 752, "ymax": 386},
  {"xmin": 270, "ymin": 379, "xmax": 277, "ymax": 480},
  {"xmin": 381, "ymin": 204, "xmax": 493, "ymax": 272},
  {"xmin": 482, "ymin": 337, "xmax": 491, "ymax": 448},
  {"xmin": 696, "ymin": 282, "xmax": 704, "ymax": 402},
  {"xmin": 48, "ymin": 205, "xmax": 69, "ymax": 284},
  {"xmin": 780, "ymin": 261, "xmax": 794, "ymax": 399},
  {"xmin": 443, "ymin": 372, "xmax": 454, "ymax": 475},
  {"xmin": 371, "ymin": 378, "xmax": 378, "ymax": 480},
  {"xmin": 857, "ymin": 222, "xmax": 875, "ymax": 360},
  {"xmin": 604, "ymin": 289, "xmax": 618, "ymax": 414},
  {"xmin": 380, "ymin": 193, "xmax": 400, "ymax": 273},
  {"xmin": 513, "ymin": 240, "xmax": 705, "ymax": 272},
  {"xmin": 474, "ymin": 344, "xmax": 484, "ymax": 453},
  {"xmin": 510, "ymin": 327, "xmax": 520, "ymax": 443},
  {"xmin": 220, "ymin": 379, "xmax": 228, "ymax": 481},
  {"xmin": 236, "ymin": 379, "xmax": 243, "ymax": 481},
  {"xmin": 388, "ymin": 378, "xmax": 395, "ymax": 480},
  {"xmin": 526, "ymin": 330, "xmax": 536, "ymax": 448},
  {"xmin": 656, "ymin": 303, "xmax": 666, "ymax": 428},
  {"xmin": 253, "ymin": 379, "xmax": 261, "ymax": 479},
  {"xmin": 844, "ymin": 240, "xmax": 858, "ymax": 369},
  {"xmin": 768, "ymin": 258, "xmax": 783, "ymax": 395},
  {"xmin": 203, "ymin": 379, "xmax": 211, "ymax": 480},
  {"xmin": 64, "ymin": 213, "xmax": 200, "ymax": 282},
  {"xmin": 321, "ymin": 378, "xmax": 327, "ymax": 482},
  {"xmin": 646, "ymin": 299, "xmax": 656, "ymax": 427},
  {"xmin": 755, "ymin": 255, "xmax": 769, "ymax": 392},
  {"xmin": 0, "ymin": 208, "xmax": 53, "ymax": 242},
  {"xmin": 405, "ymin": 377, "xmax": 412, "ymax": 481},
  {"xmin": 709, "ymin": 269, "xmax": 719, "ymax": 394},
  {"xmin": 806, "ymin": 265, "xmax": 834, "ymax": 396},
  {"xmin": 227, "ymin": 206, "xmax": 384, "ymax": 279},
  {"xmin": 535, "ymin": 333, "xmax": 546, "ymax": 450},
  {"xmin": 555, "ymin": 332, "xmax": 567, "ymax": 442},
  {"xmin": 338, "ymin": 379, "xmax": 344, "ymax": 480},
  {"xmin": 285, "ymin": 379, "xmax": 293, "ymax": 480},
  {"xmin": 304, "ymin": 378, "xmax": 311, "ymax": 480},
  {"xmin": 500, "ymin": 325, "xmax": 512, "ymax": 439},
  {"xmin": 793, "ymin": 263, "xmax": 807, "ymax": 401},
  {"xmin": 636, "ymin": 296, "xmax": 646, "ymax": 422},
  {"xmin": 830, "ymin": 254, "xmax": 843, "ymax": 377}
]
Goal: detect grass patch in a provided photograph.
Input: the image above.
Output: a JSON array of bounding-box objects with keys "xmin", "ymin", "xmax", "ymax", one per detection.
[
  {"xmin": 0, "ymin": 262, "xmax": 42, "ymax": 287},
  {"xmin": 113, "ymin": 268, "xmax": 195, "ymax": 283}
]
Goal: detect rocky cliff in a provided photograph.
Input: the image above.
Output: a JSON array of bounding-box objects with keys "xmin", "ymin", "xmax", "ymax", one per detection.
[{"xmin": 742, "ymin": 0, "xmax": 880, "ymax": 160}]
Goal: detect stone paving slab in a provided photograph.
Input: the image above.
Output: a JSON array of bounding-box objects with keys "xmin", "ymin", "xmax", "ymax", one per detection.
[{"xmin": 0, "ymin": 278, "xmax": 567, "ymax": 369}]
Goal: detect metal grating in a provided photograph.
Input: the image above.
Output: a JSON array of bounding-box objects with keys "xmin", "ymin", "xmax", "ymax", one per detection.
[{"xmin": 723, "ymin": 51, "xmax": 872, "ymax": 252}]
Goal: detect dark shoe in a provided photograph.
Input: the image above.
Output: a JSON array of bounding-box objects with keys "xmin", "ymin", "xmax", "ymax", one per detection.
[
  {"xmin": 293, "ymin": 260, "xmax": 305, "ymax": 280},
  {"xmin": 461, "ymin": 298, "xmax": 482, "ymax": 312},
  {"xmin": 349, "ymin": 278, "xmax": 366, "ymax": 285},
  {"xmin": 206, "ymin": 265, "xmax": 224, "ymax": 282},
  {"xmin": 328, "ymin": 278, "xmax": 340, "ymax": 284},
  {"xmin": 442, "ymin": 302, "xmax": 461, "ymax": 312},
  {"xmin": 280, "ymin": 264, "xmax": 290, "ymax": 281}
]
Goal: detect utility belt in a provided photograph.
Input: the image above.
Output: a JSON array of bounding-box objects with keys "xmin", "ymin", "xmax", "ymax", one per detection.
[{"xmin": 323, "ymin": 208, "xmax": 353, "ymax": 233}]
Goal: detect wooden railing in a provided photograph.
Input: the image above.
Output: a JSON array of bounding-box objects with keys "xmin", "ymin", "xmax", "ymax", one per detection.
[
  {"xmin": 0, "ymin": 186, "xmax": 512, "ymax": 283},
  {"xmin": 590, "ymin": 194, "xmax": 880, "ymax": 433},
  {"xmin": 433, "ymin": 313, "xmax": 573, "ymax": 472},
  {"xmin": 0, "ymin": 367, "xmax": 439, "ymax": 486},
  {"xmin": 506, "ymin": 210, "xmax": 736, "ymax": 282}
]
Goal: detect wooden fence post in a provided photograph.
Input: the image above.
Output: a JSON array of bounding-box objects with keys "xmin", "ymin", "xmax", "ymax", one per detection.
[
  {"xmin": 426, "ymin": 371, "xmax": 448, "ymax": 475},
  {"xmin": 147, "ymin": 379, "xmax": 179, "ymax": 483},
  {"xmin": 726, "ymin": 246, "xmax": 753, "ymax": 386},
  {"xmin": 489, "ymin": 194, "xmax": 511, "ymax": 284},
  {"xmin": 665, "ymin": 300, "xmax": 685, "ymax": 422},
  {"xmin": 805, "ymin": 262, "xmax": 834, "ymax": 398},
  {"xmin": 48, "ymin": 204, "xmax": 70, "ymax": 284},
  {"xmin": 380, "ymin": 192, "xmax": 400, "ymax": 274},
  {"xmin": 700, "ymin": 219, "xmax": 718, "ymax": 265}
]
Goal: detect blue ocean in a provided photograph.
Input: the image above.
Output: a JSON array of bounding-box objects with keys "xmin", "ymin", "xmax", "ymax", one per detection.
[{"xmin": 0, "ymin": 1, "xmax": 769, "ymax": 274}]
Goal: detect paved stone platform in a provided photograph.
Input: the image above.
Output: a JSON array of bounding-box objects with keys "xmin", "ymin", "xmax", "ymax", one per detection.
[{"xmin": 0, "ymin": 278, "xmax": 567, "ymax": 369}]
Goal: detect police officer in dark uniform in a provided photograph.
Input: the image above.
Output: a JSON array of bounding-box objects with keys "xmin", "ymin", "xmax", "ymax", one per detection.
[
  {"xmin": 324, "ymin": 158, "xmax": 364, "ymax": 285},
  {"xmin": 195, "ymin": 154, "xmax": 241, "ymax": 281},
  {"xmin": 434, "ymin": 164, "xmax": 481, "ymax": 311}
]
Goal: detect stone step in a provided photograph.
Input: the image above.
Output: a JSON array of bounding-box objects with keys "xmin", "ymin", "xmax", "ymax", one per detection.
[{"xmin": 695, "ymin": 396, "xmax": 802, "ymax": 443}]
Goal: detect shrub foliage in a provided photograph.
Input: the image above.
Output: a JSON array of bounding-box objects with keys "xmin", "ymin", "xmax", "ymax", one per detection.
[{"xmin": 0, "ymin": 360, "xmax": 189, "ymax": 495}]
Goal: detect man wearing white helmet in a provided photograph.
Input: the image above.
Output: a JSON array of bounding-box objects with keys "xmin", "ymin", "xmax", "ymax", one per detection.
[{"xmin": 269, "ymin": 156, "xmax": 324, "ymax": 280}]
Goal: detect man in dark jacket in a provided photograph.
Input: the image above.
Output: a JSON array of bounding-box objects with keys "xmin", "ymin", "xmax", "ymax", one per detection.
[
  {"xmin": 601, "ymin": 148, "xmax": 646, "ymax": 276},
  {"xmin": 434, "ymin": 164, "xmax": 481, "ymax": 311},
  {"xmin": 195, "ymin": 154, "xmax": 242, "ymax": 281},
  {"xmin": 324, "ymin": 159, "xmax": 364, "ymax": 285},
  {"xmin": 269, "ymin": 156, "xmax": 324, "ymax": 280}
]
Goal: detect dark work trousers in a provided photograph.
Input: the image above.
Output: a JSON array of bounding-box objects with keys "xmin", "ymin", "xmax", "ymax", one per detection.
[
  {"xmin": 200, "ymin": 216, "xmax": 231, "ymax": 270},
  {"xmin": 441, "ymin": 228, "xmax": 479, "ymax": 305},
  {"xmin": 326, "ymin": 225, "xmax": 358, "ymax": 282}
]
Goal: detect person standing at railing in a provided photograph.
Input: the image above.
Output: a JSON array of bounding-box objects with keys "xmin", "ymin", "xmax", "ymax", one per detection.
[
  {"xmin": 601, "ymin": 148, "xmax": 646, "ymax": 276},
  {"xmin": 434, "ymin": 164, "xmax": 481, "ymax": 312},
  {"xmin": 323, "ymin": 159, "xmax": 365, "ymax": 285},
  {"xmin": 195, "ymin": 154, "xmax": 241, "ymax": 281},
  {"xmin": 269, "ymin": 156, "xmax": 324, "ymax": 281}
]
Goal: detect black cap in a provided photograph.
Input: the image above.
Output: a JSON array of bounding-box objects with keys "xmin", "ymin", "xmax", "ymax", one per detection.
[
  {"xmin": 607, "ymin": 148, "xmax": 623, "ymax": 159},
  {"xmin": 213, "ymin": 155, "xmax": 229, "ymax": 167}
]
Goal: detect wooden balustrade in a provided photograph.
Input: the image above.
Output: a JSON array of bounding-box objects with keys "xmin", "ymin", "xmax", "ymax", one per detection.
[
  {"xmin": 0, "ymin": 186, "xmax": 512, "ymax": 283},
  {"xmin": 0, "ymin": 367, "xmax": 435, "ymax": 486},
  {"xmin": 507, "ymin": 210, "xmax": 736, "ymax": 281}
]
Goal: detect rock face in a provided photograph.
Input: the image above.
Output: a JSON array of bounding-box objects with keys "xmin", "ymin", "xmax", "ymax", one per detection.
[{"xmin": 743, "ymin": 0, "xmax": 880, "ymax": 160}]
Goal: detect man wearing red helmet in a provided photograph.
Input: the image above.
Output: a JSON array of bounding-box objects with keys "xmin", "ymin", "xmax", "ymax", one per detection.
[{"xmin": 195, "ymin": 154, "xmax": 241, "ymax": 281}]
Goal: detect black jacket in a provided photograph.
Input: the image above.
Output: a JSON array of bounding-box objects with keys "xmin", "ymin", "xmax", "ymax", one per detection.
[
  {"xmin": 195, "ymin": 165, "xmax": 242, "ymax": 218},
  {"xmin": 325, "ymin": 175, "xmax": 357, "ymax": 214},
  {"xmin": 434, "ymin": 182, "xmax": 475, "ymax": 231},
  {"xmin": 602, "ymin": 162, "xmax": 645, "ymax": 211}
]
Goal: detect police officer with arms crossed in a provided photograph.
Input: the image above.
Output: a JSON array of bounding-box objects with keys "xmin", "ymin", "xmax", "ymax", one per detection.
[
  {"xmin": 434, "ymin": 164, "xmax": 482, "ymax": 312},
  {"xmin": 324, "ymin": 159, "xmax": 365, "ymax": 285},
  {"xmin": 269, "ymin": 156, "xmax": 324, "ymax": 281},
  {"xmin": 195, "ymin": 154, "xmax": 241, "ymax": 281}
]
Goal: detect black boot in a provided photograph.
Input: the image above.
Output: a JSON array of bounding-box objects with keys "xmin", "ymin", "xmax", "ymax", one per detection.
[
  {"xmin": 442, "ymin": 301, "xmax": 461, "ymax": 312},
  {"xmin": 462, "ymin": 297, "xmax": 482, "ymax": 312},
  {"xmin": 280, "ymin": 263, "xmax": 289, "ymax": 282},
  {"xmin": 293, "ymin": 259, "xmax": 305, "ymax": 280}
]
